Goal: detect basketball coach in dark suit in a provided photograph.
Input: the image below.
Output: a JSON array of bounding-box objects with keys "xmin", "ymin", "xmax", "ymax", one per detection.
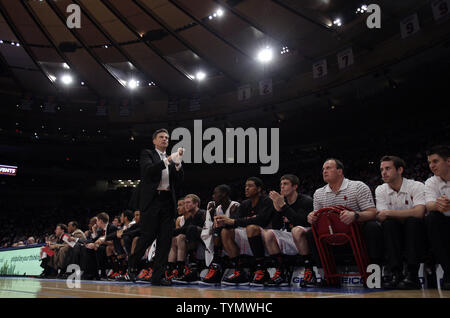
[{"xmin": 128, "ymin": 128, "xmax": 184, "ymax": 285}]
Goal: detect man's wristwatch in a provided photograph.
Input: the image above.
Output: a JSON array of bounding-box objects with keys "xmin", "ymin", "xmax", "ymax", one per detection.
[{"xmin": 354, "ymin": 212, "xmax": 360, "ymax": 221}]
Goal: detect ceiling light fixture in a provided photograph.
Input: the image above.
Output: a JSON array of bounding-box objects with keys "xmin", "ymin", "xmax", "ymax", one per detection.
[
  {"xmin": 195, "ymin": 71, "xmax": 206, "ymax": 81},
  {"xmin": 61, "ymin": 74, "xmax": 73, "ymax": 85},
  {"xmin": 257, "ymin": 47, "xmax": 273, "ymax": 63}
]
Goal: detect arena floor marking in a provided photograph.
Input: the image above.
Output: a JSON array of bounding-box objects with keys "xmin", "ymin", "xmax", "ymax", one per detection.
[
  {"xmin": 41, "ymin": 285, "xmax": 170, "ymax": 298},
  {"xmin": 0, "ymin": 287, "xmax": 79, "ymax": 298},
  {"xmin": 1, "ymin": 277, "xmax": 449, "ymax": 298}
]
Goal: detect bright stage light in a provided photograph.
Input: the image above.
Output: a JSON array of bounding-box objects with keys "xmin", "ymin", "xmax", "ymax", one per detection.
[{"xmin": 257, "ymin": 47, "xmax": 273, "ymax": 63}]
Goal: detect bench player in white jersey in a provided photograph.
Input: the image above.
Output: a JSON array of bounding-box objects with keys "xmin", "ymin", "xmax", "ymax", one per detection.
[
  {"xmin": 375, "ymin": 156, "xmax": 426, "ymax": 289},
  {"xmin": 304, "ymin": 158, "xmax": 383, "ymax": 287},
  {"xmin": 199, "ymin": 184, "xmax": 240, "ymax": 285},
  {"xmin": 263, "ymin": 174, "xmax": 313, "ymax": 286},
  {"xmin": 424, "ymin": 145, "xmax": 450, "ymax": 290}
]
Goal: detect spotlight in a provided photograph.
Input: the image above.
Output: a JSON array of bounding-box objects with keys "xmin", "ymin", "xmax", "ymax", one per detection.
[
  {"xmin": 61, "ymin": 74, "xmax": 73, "ymax": 85},
  {"xmin": 195, "ymin": 71, "xmax": 206, "ymax": 81},
  {"xmin": 128, "ymin": 79, "xmax": 139, "ymax": 89},
  {"xmin": 356, "ymin": 5, "xmax": 368, "ymax": 14},
  {"xmin": 216, "ymin": 9, "xmax": 224, "ymax": 17},
  {"xmin": 257, "ymin": 47, "xmax": 273, "ymax": 63},
  {"xmin": 333, "ymin": 18, "xmax": 342, "ymax": 27}
]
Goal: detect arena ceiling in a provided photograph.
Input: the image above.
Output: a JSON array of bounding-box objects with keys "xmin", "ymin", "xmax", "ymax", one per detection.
[{"xmin": 0, "ymin": 0, "xmax": 435, "ymax": 101}]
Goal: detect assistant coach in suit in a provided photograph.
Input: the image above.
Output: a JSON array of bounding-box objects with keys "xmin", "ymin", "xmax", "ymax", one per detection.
[{"xmin": 128, "ymin": 128, "xmax": 184, "ymax": 285}]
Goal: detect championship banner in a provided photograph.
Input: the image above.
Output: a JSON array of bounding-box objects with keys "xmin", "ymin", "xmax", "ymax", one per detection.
[
  {"xmin": 313, "ymin": 59, "xmax": 328, "ymax": 78},
  {"xmin": 43, "ymin": 96, "xmax": 56, "ymax": 113},
  {"xmin": 168, "ymin": 96, "xmax": 179, "ymax": 114},
  {"xmin": 96, "ymin": 99, "xmax": 108, "ymax": 116},
  {"xmin": 119, "ymin": 99, "xmax": 131, "ymax": 117},
  {"xmin": 337, "ymin": 48, "xmax": 354, "ymax": 69},
  {"xmin": 259, "ymin": 78, "xmax": 273, "ymax": 96},
  {"xmin": 0, "ymin": 165, "xmax": 17, "ymax": 176},
  {"xmin": 237, "ymin": 84, "xmax": 251, "ymax": 101},
  {"xmin": 431, "ymin": 0, "xmax": 450, "ymax": 21},
  {"xmin": 189, "ymin": 95, "xmax": 200, "ymax": 112},
  {"xmin": 19, "ymin": 95, "xmax": 33, "ymax": 111},
  {"xmin": 400, "ymin": 13, "xmax": 421, "ymax": 39}
]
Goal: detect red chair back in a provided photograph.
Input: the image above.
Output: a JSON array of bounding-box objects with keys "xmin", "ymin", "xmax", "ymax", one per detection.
[
  {"xmin": 314, "ymin": 206, "xmax": 353, "ymax": 245},
  {"xmin": 312, "ymin": 205, "xmax": 369, "ymax": 286}
]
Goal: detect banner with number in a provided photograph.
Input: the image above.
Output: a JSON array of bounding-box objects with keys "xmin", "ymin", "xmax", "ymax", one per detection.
[
  {"xmin": 259, "ymin": 78, "xmax": 273, "ymax": 96},
  {"xmin": 431, "ymin": 0, "xmax": 450, "ymax": 21},
  {"xmin": 313, "ymin": 59, "xmax": 328, "ymax": 78},
  {"xmin": 189, "ymin": 95, "xmax": 200, "ymax": 112},
  {"xmin": 237, "ymin": 84, "xmax": 251, "ymax": 101},
  {"xmin": 96, "ymin": 99, "xmax": 108, "ymax": 116},
  {"xmin": 43, "ymin": 96, "xmax": 56, "ymax": 113},
  {"xmin": 168, "ymin": 96, "xmax": 179, "ymax": 114},
  {"xmin": 119, "ymin": 99, "xmax": 131, "ymax": 117},
  {"xmin": 400, "ymin": 13, "xmax": 420, "ymax": 39},
  {"xmin": 337, "ymin": 48, "xmax": 354, "ymax": 70},
  {"xmin": 19, "ymin": 95, "xmax": 33, "ymax": 111}
]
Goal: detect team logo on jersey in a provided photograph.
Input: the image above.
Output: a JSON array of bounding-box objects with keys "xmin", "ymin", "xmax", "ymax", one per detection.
[{"xmin": 343, "ymin": 196, "xmax": 347, "ymax": 200}]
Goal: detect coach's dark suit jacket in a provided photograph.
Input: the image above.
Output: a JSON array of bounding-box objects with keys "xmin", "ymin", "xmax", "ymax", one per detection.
[{"xmin": 138, "ymin": 148, "xmax": 184, "ymax": 216}]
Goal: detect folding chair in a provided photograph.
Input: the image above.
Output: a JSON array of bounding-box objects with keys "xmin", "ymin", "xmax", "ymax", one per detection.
[{"xmin": 312, "ymin": 205, "xmax": 369, "ymax": 286}]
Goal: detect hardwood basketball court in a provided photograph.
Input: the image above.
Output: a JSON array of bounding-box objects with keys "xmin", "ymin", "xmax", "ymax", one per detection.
[{"xmin": 0, "ymin": 277, "xmax": 448, "ymax": 298}]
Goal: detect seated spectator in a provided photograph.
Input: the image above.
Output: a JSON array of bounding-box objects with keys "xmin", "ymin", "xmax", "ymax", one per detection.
[
  {"xmin": 39, "ymin": 224, "xmax": 68, "ymax": 278},
  {"xmin": 84, "ymin": 217, "xmax": 98, "ymax": 241},
  {"xmin": 57, "ymin": 221, "xmax": 87, "ymax": 279},
  {"xmin": 112, "ymin": 216, "xmax": 121, "ymax": 230},
  {"xmin": 26, "ymin": 237, "xmax": 36, "ymax": 245},
  {"xmin": 84, "ymin": 212, "xmax": 118, "ymax": 280},
  {"xmin": 107, "ymin": 210, "xmax": 135, "ymax": 280},
  {"xmin": 171, "ymin": 194, "xmax": 206, "ymax": 284}
]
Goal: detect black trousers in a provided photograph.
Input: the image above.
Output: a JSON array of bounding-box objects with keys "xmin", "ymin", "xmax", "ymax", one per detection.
[
  {"xmin": 80, "ymin": 245, "xmax": 98, "ymax": 278},
  {"xmin": 122, "ymin": 227, "xmax": 141, "ymax": 255},
  {"xmin": 65, "ymin": 243, "xmax": 83, "ymax": 270},
  {"xmin": 381, "ymin": 217, "xmax": 426, "ymax": 272},
  {"xmin": 95, "ymin": 245, "xmax": 108, "ymax": 275},
  {"xmin": 129, "ymin": 193, "xmax": 174, "ymax": 283},
  {"xmin": 112, "ymin": 238, "xmax": 126, "ymax": 256},
  {"xmin": 426, "ymin": 211, "xmax": 450, "ymax": 273},
  {"xmin": 307, "ymin": 220, "xmax": 384, "ymax": 266}
]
